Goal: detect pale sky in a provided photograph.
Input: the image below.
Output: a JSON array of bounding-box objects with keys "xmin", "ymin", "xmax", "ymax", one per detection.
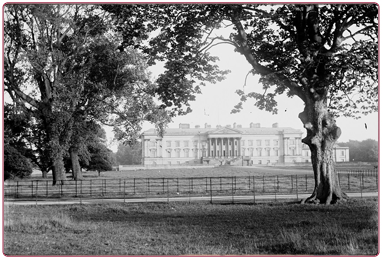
[{"xmin": 127, "ymin": 41, "xmax": 378, "ymax": 149}]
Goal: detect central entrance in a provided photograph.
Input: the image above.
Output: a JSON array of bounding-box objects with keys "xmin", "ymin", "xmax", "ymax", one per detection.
[{"xmin": 223, "ymin": 150, "xmax": 226, "ymax": 157}]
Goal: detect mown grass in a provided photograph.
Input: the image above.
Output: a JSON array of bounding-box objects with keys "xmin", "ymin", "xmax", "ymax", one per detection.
[{"xmin": 4, "ymin": 198, "xmax": 378, "ymax": 255}]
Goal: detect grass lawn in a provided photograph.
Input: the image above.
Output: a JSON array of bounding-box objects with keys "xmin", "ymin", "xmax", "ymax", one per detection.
[
  {"xmin": 27, "ymin": 162, "xmax": 377, "ymax": 181},
  {"xmin": 4, "ymin": 198, "xmax": 378, "ymax": 255}
]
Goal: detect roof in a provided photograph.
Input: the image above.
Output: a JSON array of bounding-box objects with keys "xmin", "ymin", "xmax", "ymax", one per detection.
[{"xmin": 143, "ymin": 126, "xmax": 303, "ymax": 136}]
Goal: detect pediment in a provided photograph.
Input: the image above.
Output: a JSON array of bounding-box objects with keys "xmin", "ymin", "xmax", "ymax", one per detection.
[{"xmin": 209, "ymin": 127, "xmax": 242, "ymax": 135}]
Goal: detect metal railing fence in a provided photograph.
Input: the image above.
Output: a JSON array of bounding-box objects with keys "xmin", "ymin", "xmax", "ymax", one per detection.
[{"xmin": 4, "ymin": 171, "xmax": 378, "ymax": 201}]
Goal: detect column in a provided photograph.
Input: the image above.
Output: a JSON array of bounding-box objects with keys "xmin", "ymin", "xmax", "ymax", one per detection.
[
  {"xmin": 208, "ymin": 138, "xmax": 211, "ymax": 157},
  {"xmin": 220, "ymin": 138, "xmax": 223, "ymax": 158},
  {"xmin": 230, "ymin": 138, "xmax": 233, "ymax": 157},
  {"xmin": 238, "ymin": 138, "xmax": 241, "ymax": 157},
  {"xmin": 283, "ymin": 138, "xmax": 288, "ymax": 155},
  {"xmin": 225, "ymin": 138, "xmax": 228, "ymax": 157},
  {"xmin": 157, "ymin": 140, "xmax": 161, "ymax": 158},
  {"xmin": 145, "ymin": 140, "xmax": 149, "ymax": 157},
  {"xmin": 213, "ymin": 138, "xmax": 217, "ymax": 158}
]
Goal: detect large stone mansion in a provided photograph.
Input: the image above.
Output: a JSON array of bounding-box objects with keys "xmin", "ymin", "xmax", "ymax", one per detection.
[{"xmin": 141, "ymin": 123, "xmax": 349, "ymax": 166}]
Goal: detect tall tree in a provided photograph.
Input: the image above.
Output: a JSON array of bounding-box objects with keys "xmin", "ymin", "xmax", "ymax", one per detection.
[
  {"xmin": 5, "ymin": 4, "xmax": 171, "ymax": 184},
  {"xmin": 115, "ymin": 142, "xmax": 142, "ymax": 165},
  {"xmin": 338, "ymin": 139, "xmax": 378, "ymax": 162},
  {"xmin": 107, "ymin": 4, "xmax": 378, "ymax": 204}
]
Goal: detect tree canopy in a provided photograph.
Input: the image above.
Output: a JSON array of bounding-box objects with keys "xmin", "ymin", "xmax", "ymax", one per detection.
[
  {"xmin": 4, "ymin": 4, "xmax": 171, "ymax": 183},
  {"xmin": 106, "ymin": 4, "xmax": 378, "ymax": 204}
]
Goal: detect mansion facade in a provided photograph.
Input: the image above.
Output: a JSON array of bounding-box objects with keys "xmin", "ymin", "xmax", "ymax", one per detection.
[{"xmin": 142, "ymin": 123, "xmax": 349, "ymax": 166}]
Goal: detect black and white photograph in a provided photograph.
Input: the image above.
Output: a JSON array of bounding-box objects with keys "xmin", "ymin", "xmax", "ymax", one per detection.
[{"xmin": 3, "ymin": 3, "xmax": 378, "ymax": 256}]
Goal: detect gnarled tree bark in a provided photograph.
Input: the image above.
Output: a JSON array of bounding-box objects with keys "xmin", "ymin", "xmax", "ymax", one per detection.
[{"xmin": 299, "ymin": 98, "xmax": 348, "ymax": 204}]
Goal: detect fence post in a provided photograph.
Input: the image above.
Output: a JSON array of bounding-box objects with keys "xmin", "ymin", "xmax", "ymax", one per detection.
[
  {"xmin": 274, "ymin": 176, "xmax": 277, "ymax": 202},
  {"xmin": 75, "ymin": 180, "xmax": 78, "ymax": 197},
  {"xmin": 305, "ymin": 175, "xmax": 308, "ymax": 191},
  {"xmin": 348, "ymin": 174, "xmax": 350, "ymax": 190},
  {"xmin": 46, "ymin": 181, "xmax": 48, "ymax": 197},
  {"xmin": 32, "ymin": 180, "xmax": 34, "ymax": 197},
  {"xmin": 232, "ymin": 176, "xmax": 234, "ymax": 204},
  {"xmin": 35, "ymin": 181, "xmax": 38, "ymax": 205},
  {"xmin": 16, "ymin": 181, "xmax": 19, "ymax": 198},
  {"xmin": 133, "ymin": 178, "xmax": 136, "ymax": 195},
  {"xmin": 188, "ymin": 178, "xmax": 191, "ymax": 204},
  {"xmin": 296, "ymin": 175, "xmax": 299, "ymax": 201},
  {"xmin": 291, "ymin": 175, "xmax": 294, "ymax": 191},
  {"xmin": 167, "ymin": 179, "xmax": 170, "ymax": 203},
  {"xmin": 253, "ymin": 176, "xmax": 256, "ymax": 205},
  {"xmin": 234, "ymin": 176, "xmax": 237, "ymax": 192},
  {"xmin": 277, "ymin": 175, "xmax": 279, "ymax": 192},
  {"xmin": 147, "ymin": 178, "xmax": 150, "ymax": 195},
  {"xmin": 360, "ymin": 175, "xmax": 363, "ymax": 198},
  {"xmin": 210, "ymin": 177, "xmax": 213, "ymax": 204},
  {"xmin": 220, "ymin": 177, "xmax": 222, "ymax": 192},
  {"xmin": 163, "ymin": 178, "xmax": 165, "ymax": 193},
  {"xmin": 104, "ymin": 179, "xmax": 107, "ymax": 197},
  {"xmin": 205, "ymin": 177, "xmax": 208, "ymax": 192},
  {"xmin": 123, "ymin": 180, "xmax": 126, "ymax": 203},
  {"xmin": 90, "ymin": 180, "xmax": 92, "ymax": 196},
  {"xmin": 80, "ymin": 180, "xmax": 83, "ymax": 195},
  {"xmin": 262, "ymin": 175, "xmax": 265, "ymax": 193},
  {"xmin": 177, "ymin": 178, "xmax": 179, "ymax": 193}
]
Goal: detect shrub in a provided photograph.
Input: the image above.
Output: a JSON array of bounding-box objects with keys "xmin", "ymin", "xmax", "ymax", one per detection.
[{"xmin": 4, "ymin": 145, "xmax": 33, "ymax": 180}]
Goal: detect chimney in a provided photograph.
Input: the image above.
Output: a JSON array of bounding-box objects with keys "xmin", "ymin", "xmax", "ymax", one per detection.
[
  {"xmin": 179, "ymin": 123, "xmax": 190, "ymax": 129},
  {"xmin": 272, "ymin": 123, "xmax": 278, "ymax": 128}
]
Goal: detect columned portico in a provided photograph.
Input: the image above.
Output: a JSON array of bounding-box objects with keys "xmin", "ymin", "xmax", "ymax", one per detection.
[{"xmin": 206, "ymin": 136, "xmax": 242, "ymax": 158}]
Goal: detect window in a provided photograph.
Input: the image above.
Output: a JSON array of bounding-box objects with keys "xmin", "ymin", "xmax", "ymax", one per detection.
[
  {"xmin": 265, "ymin": 140, "xmax": 270, "ymax": 146},
  {"xmin": 257, "ymin": 149, "xmax": 262, "ymax": 156},
  {"xmin": 177, "ymin": 161, "xmax": 181, "ymax": 165},
  {"xmin": 341, "ymin": 151, "xmax": 345, "ymax": 156},
  {"xmin": 184, "ymin": 141, "xmax": 189, "ymax": 147},
  {"xmin": 150, "ymin": 150, "xmax": 156, "ymax": 157},
  {"xmin": 167, "ymin": 150, "xmax": 172, "ymax": 158},
  {"xmin": 274, "ymin": 140, "xmax": 279, "ymax": 146},
  {"xmin": 241, "ymin": 140, "xmax": 245, "ymax": 146},
  {"xmin": 194, "ymin": 149, "xmax": 198, "ymax": 158},
  {"xmin": 266, "ymin": 149, "xmax": 270, "ymax": 156},
  {"xmin": 175, "ymin": 141, "xmax": 180, "ymax": 147},
  {"xmin": 250, "ymin": 149, "xmax": 254, "ymax": 156},
  {"xmin": 249, "ymin": 140, "xmax": 253, "ymax": 146},
  {"xmin": 257, "ymin": 140, "xmax": 262, "ymax": 146},
  {"xmin": 149, "ymin": 141, "xmax": 155, "ymax": 147},
  {"xmin": 166, "ymin": 141, "xmax": 171, "ymax": 147},
  {"xmin": 184, "ymin": 149, "xmax": 190, "ymax": 158},
  {"xmin": 176, "ymin": 149, "xmax": 180, "ymax": 158},
  {"xmin": 275, "ymin": 149, "xmax": 279, "ymax": 156},
  {"xmin": 193, "ymin": 141, "xmax": 198, "ymax": 147},
  {"xmin": 290, "ymin": 139, "xmax": 295, "ymax": 145},
  {"xmin": 258, "ymin": 160, "xmax": 262, "ymax": 164}
]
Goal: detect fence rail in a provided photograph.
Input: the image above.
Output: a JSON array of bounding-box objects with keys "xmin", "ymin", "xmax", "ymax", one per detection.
[{"xmin": 4, "ymin": 171, "xmax": 378, "ymax": 202}]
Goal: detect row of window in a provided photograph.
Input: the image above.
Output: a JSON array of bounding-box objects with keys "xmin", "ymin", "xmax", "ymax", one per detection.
[{"xmin": 148, "ymin": 138, "xmax": 299, "ymax": 148}]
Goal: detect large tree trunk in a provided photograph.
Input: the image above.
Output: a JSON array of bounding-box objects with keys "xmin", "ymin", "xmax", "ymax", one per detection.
[
  {"xmin": 52, "ymin": 151, "xmax": 66, "ymax": 186},
  {"xmin": 70, "ymin": 147, "xmax": 83, "ymax": 180},
  {"xmin": 41, "ymin": 170, "xmax": 48, "ymax": 178},
  {"xmin": 299, "ymin": 99, "xmax": 348, "ymax": 204}
]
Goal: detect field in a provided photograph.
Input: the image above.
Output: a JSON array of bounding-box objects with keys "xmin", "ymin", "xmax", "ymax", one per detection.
[
  {"xmin": 4, "ymin": 198, "xmax": 378, "ymax": 255},
  {"xmin": 27, "ymin": 162, "xmax": 377, "ymax": 179}
]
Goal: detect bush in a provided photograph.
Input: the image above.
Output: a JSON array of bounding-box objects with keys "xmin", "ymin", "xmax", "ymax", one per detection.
[{"xmin": 4, "ymin": 145, "xmax": 33, "ymax": 180}]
